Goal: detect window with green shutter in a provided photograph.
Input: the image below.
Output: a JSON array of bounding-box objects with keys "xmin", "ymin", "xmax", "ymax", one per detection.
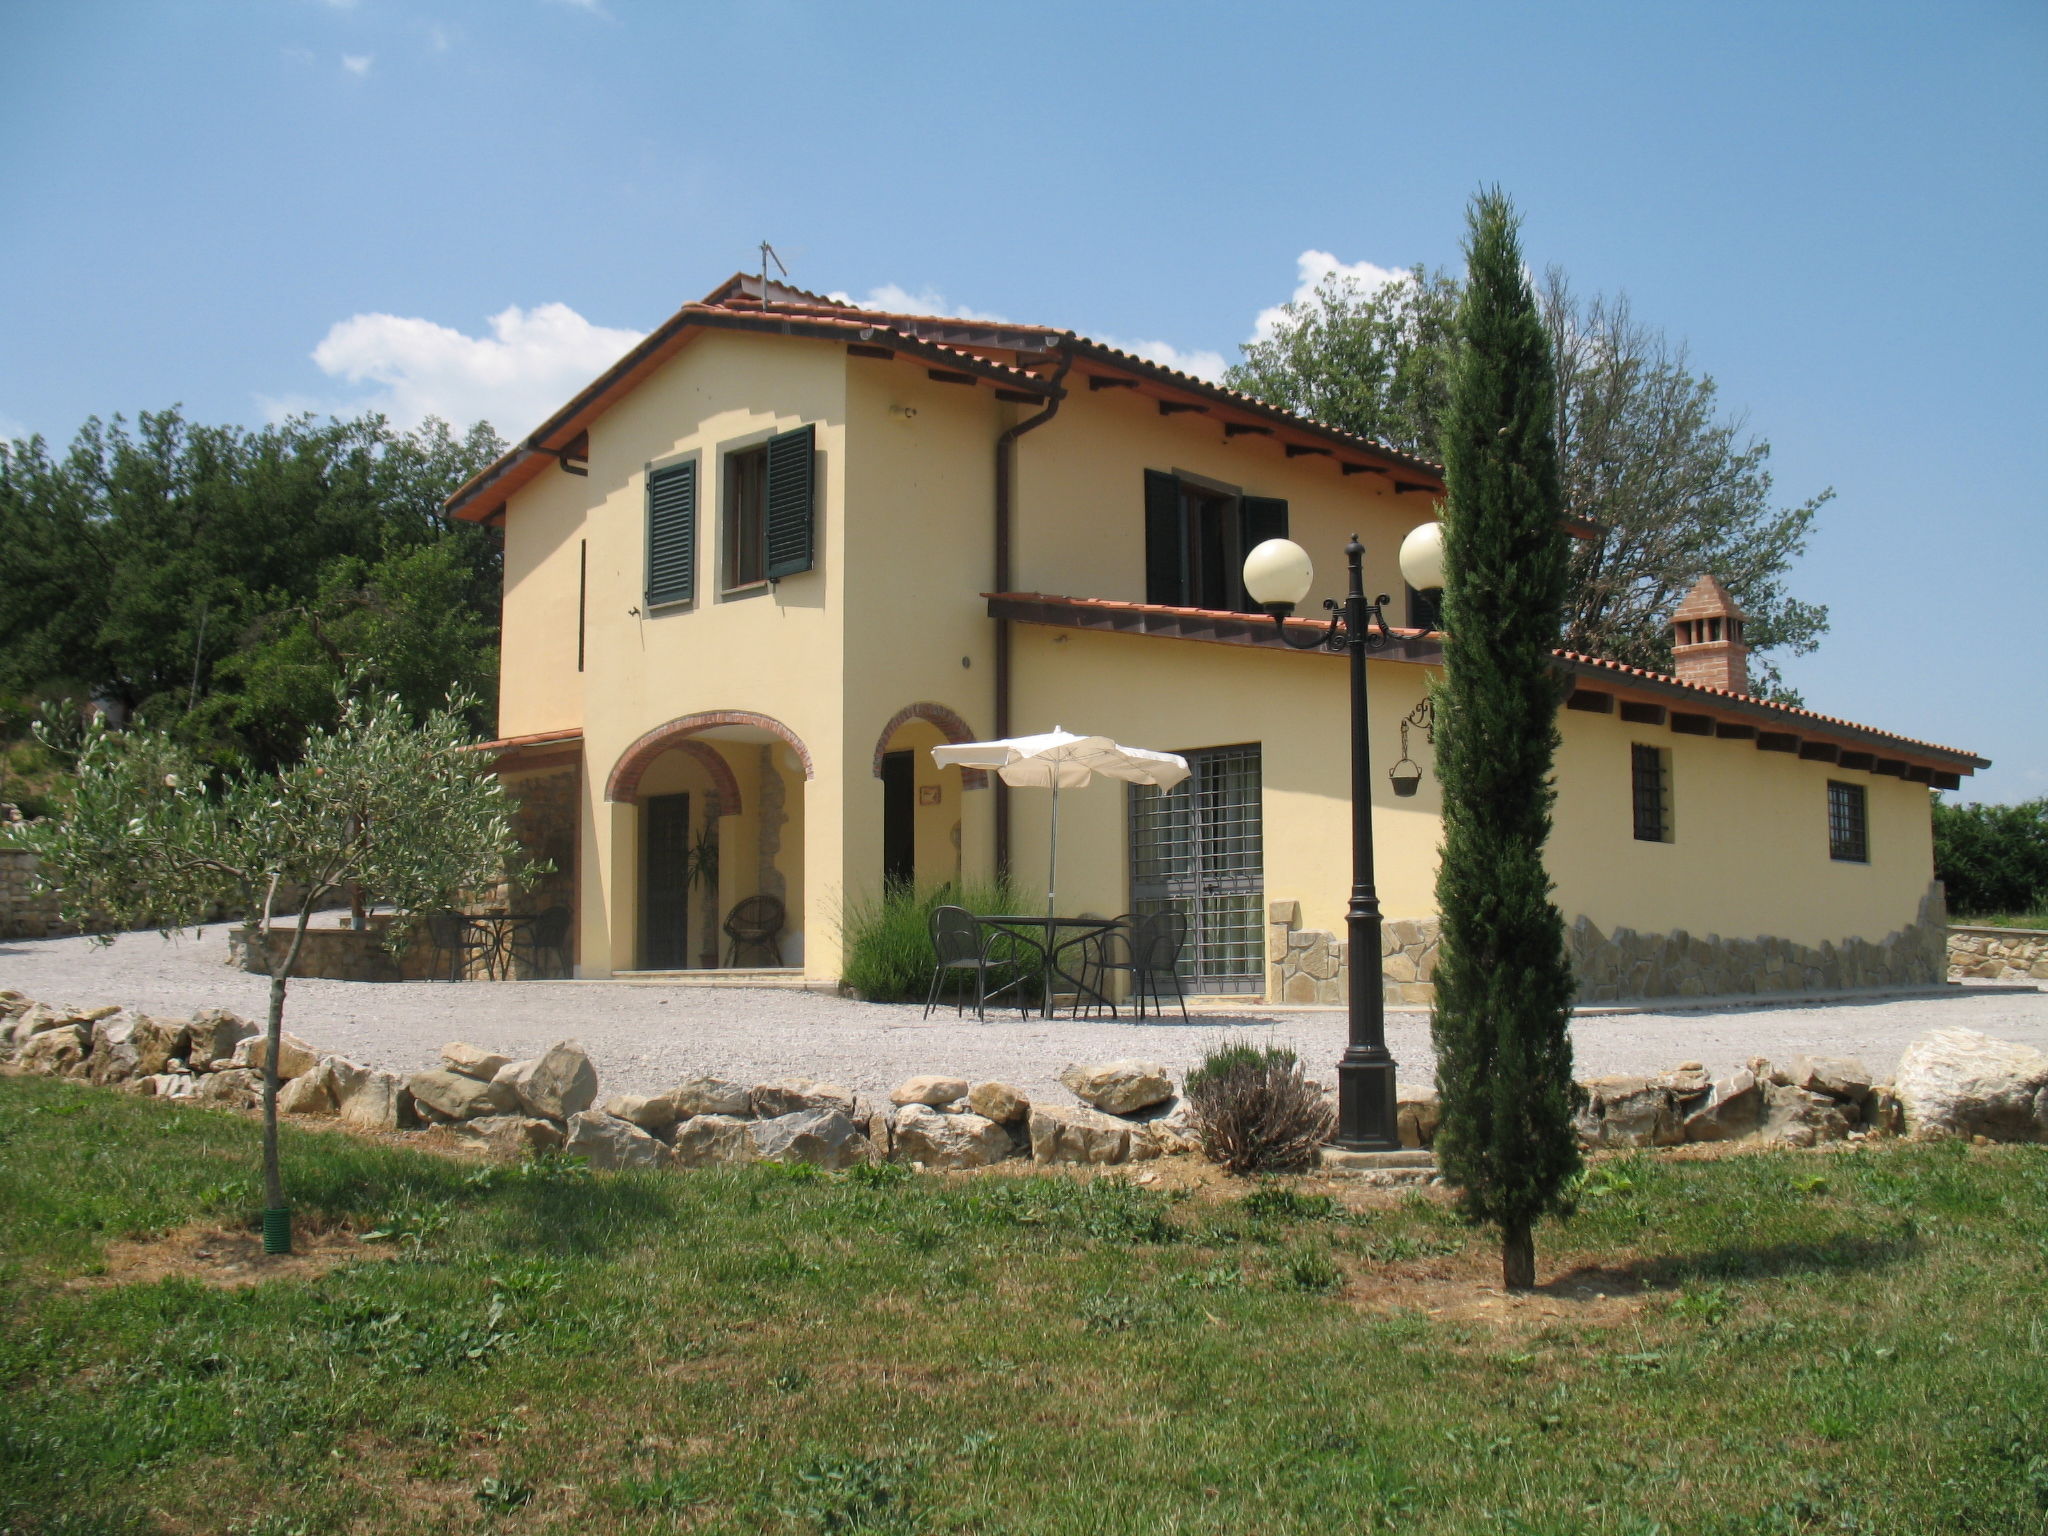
[
  {"xmin": 723, "ymin": 424, "xmax": 816, "ymax": 588},
  {"xmin": 1142, "ymin": 470, "xmax": 1285, "ymax": 613},
  {"xmin": 645, "ymin": 458, "xmax": 697, "ymax": 609}
]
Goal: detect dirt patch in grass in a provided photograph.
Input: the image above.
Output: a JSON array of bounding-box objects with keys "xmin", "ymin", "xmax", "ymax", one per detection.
[{"xmin": 67, "ymin": 1219, "xmax": 394, "ymax": 1290}]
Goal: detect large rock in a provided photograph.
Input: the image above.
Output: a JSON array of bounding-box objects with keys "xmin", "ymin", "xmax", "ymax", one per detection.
[
  {"xmin": 18, "ymin": 1023, "xmax": 89, "ymax": 1076},
  {"xmin": 455, "ymin": 1115, "xmax": 565, "ymax": 1157},
  {"xmin": 1028, "ymin": 1104, "xmax": 1134, "ymax": 1164},
  {"xmin": 147, "ymin": 1072, "xmax": 202, "ymax": 1101},
  {"xmin": 1760, "ymin": 1083, "xmax": 1855, "ymax": 1147},
  {"xmin": 662, "ymin": 1075, "xmax": 754, "ymax": 1119},
  {"xmin": 1682, "ymin": 1069, "xmax": 1764, "ymax": 1142},
  {"xmin": 505, "ymin": 1041, "xmax": 598, "ymax": 1122},
  {"xmin": 891, "ymin": 1104, "xmax": 1011, "ymax": 1168},
  {"xmin": 1790, "ymin": 1055, "xmax": 1873, "ymax": 1102},
  {"xmin": 186, "ymin": 1010, "xmax": 258, "ymax": 1069},
  {"xmin": 409, "ymin": 1067, "xmax": 519, "ymax": 1121},
  {"xmin": 440, "ymin": 1042, "xmax": 513, "ymax": 1082},
  {"xmin": 565, "ymin": 1110, "xmax": 675, "ymax": 1170},
  {"xmin": 1396, "ymin": 1085, "xmax": 1441, "ymax": 1149},
  {"xmin": 86, "ymin": 1015, "xmax": 144, "ymax": 1085},
  {"xmin": 671, "ymin": 1113, "xmax": 757, "ymax": 1168},
  {"xmin": 1894, "ymin": 1028, "xmax": 2048, "ymax": 1143},
  {"xmin": 1059, "ymin": 1059, "xmax": 1173, "ymax": 1115},
  {"xmin": 967, "ymin": 1081, "xmax": 1030, "ymax": 1125},
  {"xmin": 890, "ymin": 1075, "xmax": 968, "ymax": 1108},
  {"xmin": 1653, "ymin": 1062, "xmax": 1713, "ymax": 1100},
  {"xmin": 748, "ymin": 1109, "xmax": 873, "ymax": 1169},
  {"xmin": 231, "ymin": 1031, "xmax": 320, "ymax": 1081},
  {"xmin": 750, "ymin": 1078, "xmax": 856, "ymax": 1119},
  {"xmin": 131, "ymin": 1016, "xmax": 191, "ymax": 1077},
  {"xmin": 197, "ymin": 1067, "xmax": 262, "ymax": 1108},
  {"xmin": 336, "ymin": 1068, "xmax": 417, "ymax": 1131},
  {"xmin": 1576, "ymin": 1076, "xmax": 1683, "ymax": 1149},
  {"xmin": 278, "ymin": 1062, "xmax": 340, "ymax": 1116},
  {"xmin": 1127, "ymin": 1098, "xmax": 1199, "ymax": 1159},
  {"xmin": 602, "ymin": 1093, "xmax": 680, "ymax": 1134}
]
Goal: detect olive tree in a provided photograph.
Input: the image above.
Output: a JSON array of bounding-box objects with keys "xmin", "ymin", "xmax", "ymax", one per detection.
[{"xmin": 21, "ymin": 688, "xmax": 528, "ymax": 1251}]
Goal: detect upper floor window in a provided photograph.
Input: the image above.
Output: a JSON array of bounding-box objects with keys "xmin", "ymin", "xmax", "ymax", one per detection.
[
  {"xmin": 1827, "ymin": 780, "xmax": 1868, "ymax": 863},
  {"xmin": 1144, "ymin": 470, "xmax": 1286, "ymax": 613},
  {"xmin": 1631, "ymin": 743, "xmax": 1672, "ymax": 843},
  {"xmin": 724, "ymin": 423, "xmax": 817, "ymax": 591},
  {"xmin": 645, "ymin": 458, "xmax": 698, "ymax": 610}
]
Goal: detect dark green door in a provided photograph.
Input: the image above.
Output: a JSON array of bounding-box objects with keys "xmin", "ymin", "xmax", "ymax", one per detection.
[
  {"xmin": 641, "ymin": 792, "xmax": 691, "ymax": 970},
  {"xmin": 882, "ymin": 750, "xmax": 915, "ymax": 889}
]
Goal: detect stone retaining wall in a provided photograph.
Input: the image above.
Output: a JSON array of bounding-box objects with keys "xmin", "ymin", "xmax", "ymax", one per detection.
[
  {"xmin": 0, "ymin": 848, "xmax": 70, "ymax": 940},
  {"xmin": 1948, "ymin": 924, "xmax": 2048, "ymax": 983},
  {"xmin": 1263, "ymin": 882, "xmax": 1949, "ymax": 1008}
]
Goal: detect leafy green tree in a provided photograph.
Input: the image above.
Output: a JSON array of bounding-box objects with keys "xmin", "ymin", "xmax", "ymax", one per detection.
[
  {"xmin": 1933, "ymin": 797, "xmax": 2048, "ymax": 918},
  {"xmin": 0, "ymin": 409, "xmax": 504, "ymax": 768},
  {"xmin": 1428, "ymin": 190, "xmax": 1582, "ymax": 1292},
  {"xmin": 18, "ymin": 689, "xmax": 528, "ymax": 1251},
  {"xmin": 1228, "ymin": 262, "xmax": 1829, "ymax": 700}
]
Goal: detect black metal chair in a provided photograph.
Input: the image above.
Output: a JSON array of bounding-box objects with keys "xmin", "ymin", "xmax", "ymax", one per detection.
[
  {"xmin": 426, "ymin": 911, "xmax": 496, "ymax": 982},
  {"xmin": 1083, "ymin": 909, "xmax": 1190, "ymax": 1022},
  {"xmin": 724, "ymin": 894, "xmax": 786, "ymax": 967},
  {"xmin": 510, "ymin": 904, "xmax": 572, "ymax": 978},
  {"xmin": 922, "ymin": 905, "xmax": 1035, "ymax": 1021}
]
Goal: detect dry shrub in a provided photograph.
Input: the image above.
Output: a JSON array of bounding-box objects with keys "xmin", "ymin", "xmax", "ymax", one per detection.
[{"xmin": 1184, "ymin": 1042, "xmax": 1334, "ymax": 1175}]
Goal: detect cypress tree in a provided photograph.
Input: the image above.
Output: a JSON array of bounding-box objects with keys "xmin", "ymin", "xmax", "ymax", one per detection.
[{"xmin": 1430, "ymin": 189, "xmax": 1581, "ymax": 1291}]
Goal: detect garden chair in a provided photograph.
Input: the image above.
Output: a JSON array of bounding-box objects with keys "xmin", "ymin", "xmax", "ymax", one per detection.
[
  {"xmin": 922, "ymin": 905, "xmax": 1035, "ymax": 1021},
  {"xmin": 1082, "ymin": 909, "xmax": 1189, "ymax": 1022},
  {"xmin": 723, "ymin": 894, "xmax": 786, "ymax": 967},
  {"xmin": 426, "ymin": 910, "xmax": 497, "ymax": 982},
  {"xmin": 510, "ymin": 904, "xmax": 572, "ymax": 978}
]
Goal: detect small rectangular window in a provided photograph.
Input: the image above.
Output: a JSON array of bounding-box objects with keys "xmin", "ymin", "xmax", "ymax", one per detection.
[
  {"xmin": 1828, "ymin": 780, "xmax": 1868, "ymax": 863},
  {"xmin": 645, "ymin": 459, "xmax": 697, "ymax": 609},
  {"xmin": 1631, "ymin": 743, "xmax": 1671, "ymax": 843},
  {"xmin": 724, "ymin": 444, "xmax": 769, "ymax": 589},
  {"xmin": 1142, "ymin": 469, "xmax": 1285, "ymax": 614}
]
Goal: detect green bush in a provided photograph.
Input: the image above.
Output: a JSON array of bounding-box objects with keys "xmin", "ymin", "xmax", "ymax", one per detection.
[
  {"xmin": 1185, "ymin": 1040, "xmax": 1335, "ymax": 1176},
  {"xmin": 1933, "ymin": 796, "xmax": 2048, "ymax": 919},
  {"xmin": 836, "ymin": 877, "xmax": 1035, "ymax": 1003}
]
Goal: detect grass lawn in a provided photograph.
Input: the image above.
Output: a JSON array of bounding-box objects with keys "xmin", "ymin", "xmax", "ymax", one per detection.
[
  {"xmin": 1, "ymin": 1075, "xmax": 2043, "ymax": 1535},
  {"xmin": 1954, "ymin": 914, "xmax": 2048, "ymax": 931}
]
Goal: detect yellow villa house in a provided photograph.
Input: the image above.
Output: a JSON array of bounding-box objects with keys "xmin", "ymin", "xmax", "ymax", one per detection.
[{"xmin": 448, "ymin": 274, "xmax": 1987, "ymax": 1005}]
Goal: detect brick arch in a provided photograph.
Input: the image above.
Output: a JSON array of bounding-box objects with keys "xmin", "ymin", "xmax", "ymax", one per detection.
[
  {"xmin": 872, "ymin": 701, "xmax": 988, "ymax": 791},
  {"xmin": 606, "ymin": 710, "xmax": 813, "ymax": 805}
]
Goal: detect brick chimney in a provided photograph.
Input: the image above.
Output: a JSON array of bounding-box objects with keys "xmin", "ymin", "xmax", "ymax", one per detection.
[{"xmin": 1670, "ymin": 574, "xmax": 1749, "ymax": 695}]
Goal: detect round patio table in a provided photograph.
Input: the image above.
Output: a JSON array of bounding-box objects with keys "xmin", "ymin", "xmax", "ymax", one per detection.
[
  {"xmin": 971, "ymin": 914, "xmax": 1121, "ymax": 1020},
  {"xmin": 466, "ymin": 912, "xmax": 539, "ymax": 980}
]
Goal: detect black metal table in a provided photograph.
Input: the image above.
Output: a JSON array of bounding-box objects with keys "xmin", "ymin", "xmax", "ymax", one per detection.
[{"xmin": 971, "ymin": 914, "xmax": 1121, "ymax": 1019}]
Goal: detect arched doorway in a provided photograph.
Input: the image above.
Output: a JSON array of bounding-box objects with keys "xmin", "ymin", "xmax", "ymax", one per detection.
[{"xmin": 871, "ymin": 703, "xmax": 983, "ymax": 891}]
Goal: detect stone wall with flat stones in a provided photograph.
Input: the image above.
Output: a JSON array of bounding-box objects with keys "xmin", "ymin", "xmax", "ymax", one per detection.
[
  {"xmin": 0, "ymin": 847, "xmax": 71, "ymax": 940},
  {"xmin": 1948, "ymin": 924, "xmax": 2048, "ymax": 983},
  {"xmin": 1264, "ymin": 882, "xmax": 1949, "ymax": 1007}
]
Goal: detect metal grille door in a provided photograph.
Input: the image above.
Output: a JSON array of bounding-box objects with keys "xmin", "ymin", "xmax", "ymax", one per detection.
[{"xmin": 1129, "ymin": 745, "xmax": 1263, "ymax": 994}]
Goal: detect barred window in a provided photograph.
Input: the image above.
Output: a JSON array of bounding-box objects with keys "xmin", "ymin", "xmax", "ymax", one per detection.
[
  {"xmin": 1828, "ymin": 781, "xmax": 1868, "ymax": 863},
  {"xmin": 1631, "ymin": 743, "xmax": 1671, "ymax": 843}
]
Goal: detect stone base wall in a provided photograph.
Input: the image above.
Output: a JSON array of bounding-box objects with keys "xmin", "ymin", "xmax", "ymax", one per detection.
[
  {"xmin": 1266, "ymin": 901, "xmax": 1438, "ymax": 1007},
  {"xmin": 0, "ymin": 848, "xmax": 73, "ymax": 940},
  {"xmin": 1264, "ymin": 883, "xmax": 1950, "ymax": 1008},
  {"xmin": 1571, "ymin": 883, "xmax": 1949, "ymax": 1002},
  {"xmin": 1948, "ymin": 925, "xmax": 2048, "ymax": 983},
  {"xmin": 229, "ymin": 920, "xmax": 448, "ymax": 983}
]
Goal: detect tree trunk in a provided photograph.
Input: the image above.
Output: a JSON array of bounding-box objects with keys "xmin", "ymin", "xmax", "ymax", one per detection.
[
  {"xmin": 261, "ymin": 972, "xmax": 287, "ymax": 1213},
  {"xmin": 1502, "ymin": 1219, "xmax": 1536, "ymax": 1291}
]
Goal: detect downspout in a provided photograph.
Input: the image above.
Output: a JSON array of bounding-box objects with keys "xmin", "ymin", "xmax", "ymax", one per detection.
[{"xmin": 993, "ymin": 338, "xmax": 1074, "ymax": 879}]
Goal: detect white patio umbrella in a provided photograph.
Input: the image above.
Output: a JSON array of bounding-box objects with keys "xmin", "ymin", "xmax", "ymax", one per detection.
[{"xmin": 931, "ymin": 728, "xmax": 1190, "ymax": 918}]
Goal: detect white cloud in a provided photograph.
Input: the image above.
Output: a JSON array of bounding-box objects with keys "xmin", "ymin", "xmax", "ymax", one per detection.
[
  {"xmin": 341, "ymin": 53, "xmax": 374, "ymax": 76},
  {"xmin": 285, "ymin": 302, "xmax": 646, "ymax": 438},
  {"xmin": 1250, "ymin": 249, "xmax": 1409, "ymax": 343},
  {"xmin": 1096, "ymin": 336, "xmax": 1228, "ymax": 383},
  {"xmin": 828, "ymin": 283, "xmax": 1013, "ymax": 325}
]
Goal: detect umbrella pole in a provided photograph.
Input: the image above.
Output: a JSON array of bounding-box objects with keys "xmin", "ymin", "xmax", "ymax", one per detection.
[{"xmin": 1047, "ymin": 780, "xmax": 1059, "ymax": 921}]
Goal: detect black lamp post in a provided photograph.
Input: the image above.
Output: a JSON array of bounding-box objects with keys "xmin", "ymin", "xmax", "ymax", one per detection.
[{"xmin": 1243, "ymin": 532, "xmax": 1404, "ymax": 1151}]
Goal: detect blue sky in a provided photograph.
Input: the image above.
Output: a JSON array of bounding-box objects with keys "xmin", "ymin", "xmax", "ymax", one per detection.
[{"xmin": 3, "ymin": 1, "xmax": 2042, "ymax": 803}]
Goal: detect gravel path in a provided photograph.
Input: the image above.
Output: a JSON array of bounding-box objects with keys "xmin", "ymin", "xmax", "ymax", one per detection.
[{"xmin": 5, "ymin": 928, "xmax": 2044, "ymax": 1101}]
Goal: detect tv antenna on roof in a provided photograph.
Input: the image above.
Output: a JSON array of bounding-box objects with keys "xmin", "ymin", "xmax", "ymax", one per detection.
[{"xmin": 758, "ymin": 241, "xmax": 788, "ymax": 306}]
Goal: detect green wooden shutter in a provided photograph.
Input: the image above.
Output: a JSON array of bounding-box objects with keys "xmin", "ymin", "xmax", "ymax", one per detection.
[
  {"xmin": 1144, "ymin": 469, "xmax": 1183, "ymax": 606},
  {"xmin": 764, "ymin": 423, "xmax": 816, "ymax": 580},
  {"xmin": 645, "ymin": 460, "xmax": 696, "ymax": 608},
  {"xmin": 1239, "ymin": 495, "xmax": 1288, "ymax": 550}
]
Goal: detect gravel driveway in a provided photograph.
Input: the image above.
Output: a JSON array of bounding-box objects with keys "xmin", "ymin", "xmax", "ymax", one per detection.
[{"xmin": 5, "ymin": 927, "xmax": 2043, "ymax": 1102}]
